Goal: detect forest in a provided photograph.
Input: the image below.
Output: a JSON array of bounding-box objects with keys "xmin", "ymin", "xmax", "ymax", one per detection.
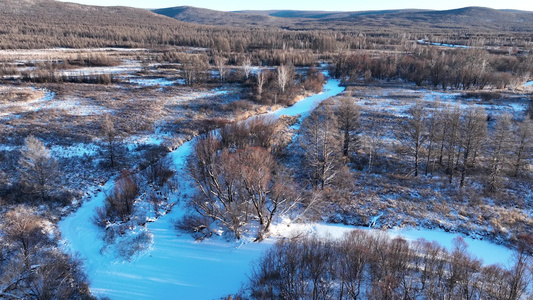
[{"xmin": 1, "ymin": 0, "xmax": 533, "ymax": 299}]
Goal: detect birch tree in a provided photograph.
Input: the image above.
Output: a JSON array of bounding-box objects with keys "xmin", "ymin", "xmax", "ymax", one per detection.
[
  {"xmin": 256, "ymin": 69, "xmax": 267, "ymax": 100},
  {"xmin": 214, "ymin": 56, "xmax": 228, "ymax": 82},
  {"xmin": 242, "ymin": 57, "xmax": 253, "ymax": 80},
  {"xmin": 277, "ymin": 64, "xmax": 290, "ymax": 94}
]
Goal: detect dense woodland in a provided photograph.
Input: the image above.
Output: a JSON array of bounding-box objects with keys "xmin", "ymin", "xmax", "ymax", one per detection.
[{"xmin": 1, "ymin": 0, "xmax": 533, "ymax": 299}]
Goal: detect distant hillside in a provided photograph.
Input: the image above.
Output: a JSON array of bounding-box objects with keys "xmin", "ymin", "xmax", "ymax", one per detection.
[
  {"xmin": 338, "ymin": 6, "xmax": 533, "ymax": 30},
  {"xmin": 155, "ymin": 6, "xmax": 533, "ymax": 32},
  {"xmin": 153, "ymin": 6, "xmax": 293, "ymax": 27},
  {"xmin": 0, "ymin": 0, "xmax": 357, "ymax": 52},
  {"xmin": 236, "ymin": 9, "xmax": 425, "ymax": 19},
  {"xmin": 0, "ymin": 0, "xmax": 241, "ymax": 49}
]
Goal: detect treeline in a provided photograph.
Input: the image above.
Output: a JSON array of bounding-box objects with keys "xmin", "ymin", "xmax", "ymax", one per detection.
[
  {"xmin": 4, "ymin": 1, "xmax": 533, "ymax": 54},
  {"xmin": 300, "ymin": 97, "xmax": 533, "ymax": 192},
  {"xmin": 397, "ymin": 103, "xmax": 533, "ymax": 190},
  {"xmin": 240, "ymin": 230, "xmax": 532, "ymax": 300},
  {"xmin": 333, "ymin": 47, "xmax": 533, "ymax": 90}
]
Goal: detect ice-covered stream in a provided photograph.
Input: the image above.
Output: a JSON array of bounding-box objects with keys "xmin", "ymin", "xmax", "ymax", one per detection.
[{"xmin": 59, "ymin": 78, "xmax": 514, "ymax": 300}]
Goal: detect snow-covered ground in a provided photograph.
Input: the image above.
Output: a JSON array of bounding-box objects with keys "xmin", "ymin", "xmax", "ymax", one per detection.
[
  {"xmin": 59, "ymin": 78, "xmax": 515, "ymax": 300},
  {"xmin": 353, "ymin": 87, "xmax": 528, "ymax": 119},
  {"xmin": 270, "ymin": 222, "xmax": 513, "ymax": 267},
  {"xmin": 50, "ymin": 143, "xmax": 100, "ymax": 158},
  {"xmin": 128, "ymin": 77, "xmax": 181, "ymax": 87},
  {"xmin": 58, "ymin": 61, "xmax": 142, "ymax": 77},
  {"xmin": 0, "ymin": 88, "xmax": 55, "ymax": 120}
]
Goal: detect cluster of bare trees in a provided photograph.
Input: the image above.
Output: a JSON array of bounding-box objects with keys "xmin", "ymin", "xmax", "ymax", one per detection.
[
  {"xmin": 334, "ymin": 47, "xmax": 533, "ymax": 90},
  {"xmin": 245, "ymin": 230, "xmax": 532, "ymax": 300},
  {"xmin": 298, "ymin": 98, "xmax": 360, "ymax": 190},
  {"xmin": 0, "ymin": 206, "xmax": 92, "ymax": 299},
  {"xmin": 180, "ymin": 117, "xmax": 299, "ymax": 240},
  {"xmin": 399, "ymin": 102, "xmax": 533, "ymax": 189}
]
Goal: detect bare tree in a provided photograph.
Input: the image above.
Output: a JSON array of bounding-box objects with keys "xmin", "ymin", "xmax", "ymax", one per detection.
[
  {"xmin": 185, "ymin": 128, "xmax": 299, "ymax": 240},
  {"xmin": 18, "ymin": 135, "xmax": 58, "ymax": 201},
  {"xmin": 364, "ymin": 116, "xmax": 383, "ymax": 172},
  {"xmin": 487, "ymin": 113, "xmax": 512, "ymax": 193},
  {"xmin": 459, "ymin": 107, "xmax": 487, "ymax": 188},
  {"xmin": 0, "ymin": 207, "xmax": 91, "ymax": 299},
  {"xmin": 513, "ymin": 119, "xmax": 533, "ymax": 177},
  {"xmin": 104, "ymin": 170, "xmax": 139, "ymax": 223},
  {"xmin": 238, "ymin": 147, "xmax": 299, "ymax": 240},
  {"xmin": 242, "ymin": 57, "xmax": 253, "ymax": 80},
  {"xmin": 299, "ymin": 105, "xmax": 342, "ymax": 190},
  {"xmin": 2, "ymin": 206, "xmax": 47, "ymax": 269},
  {"xmin": 401, "ymin": 101, "xmax": 426, "ymax": 176},
  {"xmin": 424, "ymin": 101, "xmax": 442, "ymax": 176},
  {"xmin": 336, "ymin": 97, "xmax": 361, "ymax": 159},
  {"xmin": 244, "ymin": 230, "xmax": 533, "ymax": 300},
  {"xmin": 277, "ymin": 64, "xmax": 291, "ymax": 94},
  {"xmin": 256, "ymin": 69, "xmax": 267, "ymax": 100},
  {"xmin": 443, "ymin": 105, "xmax": 462, "ymax": 184},
  {"xmin": 101, "ymin": 114, "xmax": 121, "ymax": 168},
  {"xmin": 214, "ymin": 56, "xmax": 228, "ymax": 82}
]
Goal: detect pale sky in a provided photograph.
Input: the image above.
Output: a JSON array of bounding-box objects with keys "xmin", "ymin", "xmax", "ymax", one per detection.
[{"xmin": 55, "ymin": 0, "xmax": 533, "ymax": 12}]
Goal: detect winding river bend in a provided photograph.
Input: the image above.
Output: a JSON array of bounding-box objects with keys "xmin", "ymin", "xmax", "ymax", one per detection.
[{"xmin": 59, "ymin": 78, "xmax": 512, "ymax": 299}]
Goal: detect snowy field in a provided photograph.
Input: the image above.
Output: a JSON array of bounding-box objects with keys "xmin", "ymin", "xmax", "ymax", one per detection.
[{"xmin": 59, "ymin": 78, "xmax": 516, "ymax": 299}]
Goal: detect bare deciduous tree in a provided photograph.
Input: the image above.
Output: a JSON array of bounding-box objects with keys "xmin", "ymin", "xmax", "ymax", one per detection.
[
  {"xmin": 2, "ymin": 206, "xmax": 47, "ymax": 269},
  {"xmin": 18, "ymin": 135, "xmax": 58, "ymax": 201},
  {"xmin": 299, "ymin": 105, "xmax": 342, "ymax": 190},
  {"xmin": 214, "ymin": 56, "xmax": 228, "ymax": 82},
  {"xmin": 513, "ymin": 119, "xmax": 533, "ymax": 177},
  {"xmin": 101, "ymin": 114, "xmax": 121, "ymax": 168},
  {"xmin": 256, "ymin": 69, "xmax": 267, "ymax": 100},
  {"xmin": 242, "ymin": 57, "xmax": 253, "ymax": 80},
  {"xmin": 238, "ymin": 147, "xmax": 299, "ymax": 240},
  {"xmin": 277, "ymin": 64, "xmax": 290, "ymax": 94},
  {"xmin": 459, "ymin": 107, "xmax": 487, "ymax": 188},
  {"xmin": 424, "ymin": 100, "xmax": 442, "ymax": 176},
  {"xmin": 363, "ymin": 116, "xmax": 383, "ymax": 172},
  {"xmin": 336, "ymin": 97, "xmax": 361, "ymax": 159},
  {"xmin": 401, "ymin": 101, "xmax": 426, "ymax": 176},
  {"xmin": 442, "ymin": 105, "xmax": 462, "ymax": 184},
  {"xmin": 0, "ymin": 207, "xmax": 91, "ymax": 299},
  {"xmin": 487, "ymin": 113, "xmax": 512, "ymax": 193}
]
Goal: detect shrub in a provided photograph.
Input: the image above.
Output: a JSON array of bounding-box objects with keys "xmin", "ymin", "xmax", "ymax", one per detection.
[{"xmin": 104, "ymin": 170, "xmax": 139, "ymax": 223}]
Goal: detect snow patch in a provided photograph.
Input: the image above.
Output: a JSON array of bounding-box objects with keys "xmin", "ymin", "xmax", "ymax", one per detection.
[{"xmin": 50, "ymin": 143, "xmax": 99, "ymax": 158}]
